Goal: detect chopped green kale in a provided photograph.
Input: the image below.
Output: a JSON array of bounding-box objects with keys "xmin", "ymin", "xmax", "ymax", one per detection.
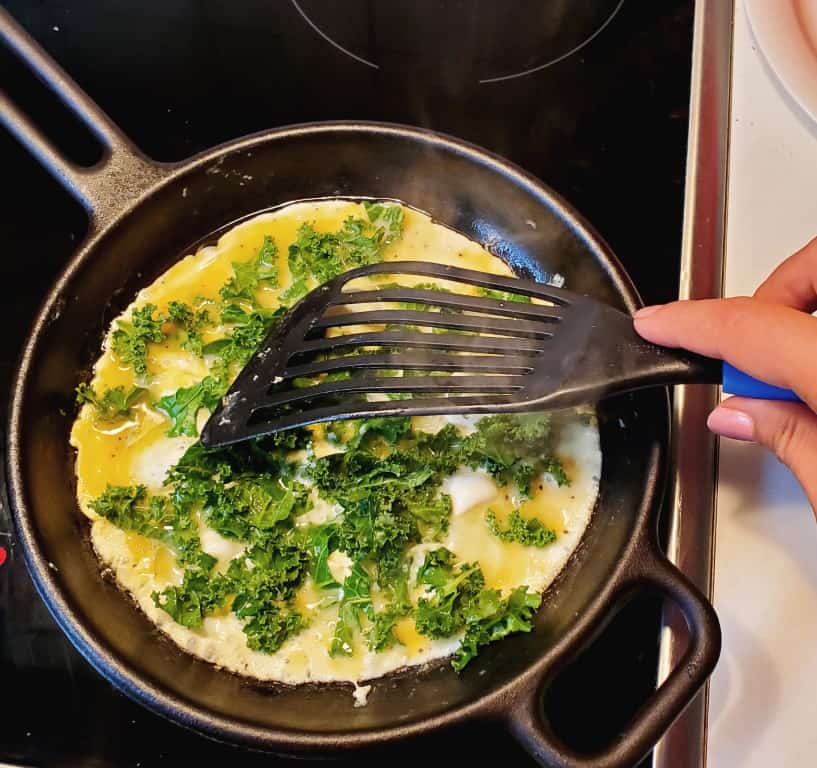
[
  {"xmin": 153, "ymin": 567, "xmax": 227, "ymax": 629},
  {"xmin": 228, "ymin": 537, "xmax": 308, "ymax": 601},
  {"xmin": 413, "ymin": 547, "xmax": 542, "ymax": 671},
  {"xmin": 367, "ymin": 560, "xmax": 412, "ymax": 652},
  {"xmin": 326, "ymin": 416, "xmax": 411, "ymax": 451},
  {"xmin": 283, "ymin": 203, "xmax": 404, "ymax": 302},
  {"xmin": 307, "ymin": 423, "xmax": 459, "ymax": 572},
  {"xmin": 452, "ymin": 586, "xmax": 541, "ymax": 672},
  {"xmin": 331, "ymin": 562, "xmax": 373, "ymax": 656},
  {"xmin": 90, "ymin": 485, "xmax": 212, "ymax": 569},
  {"xmin": 360, "ymin": 200, "xmax": 405, "ymax": 243},
  {"xmin": 168, "ymin": 300, "xmax": 212, "ymax": 357},
  {"xmin": 154, "ymin": 375, "xmax": 225, "ymax": 438},
  {"xmin": 368, "ymin": 604, "xmax": 405, "ymax": 652},
  {"xmin": 153, "ymin": 535, "xmax": 309, "ymax": 648},
  {"xmin": 111, "ymin": 303, "xmax": 166, "ymax": 377},
  {"xmin": 478, "ymin": 287, "xmax": 532, "ymax": 304},
  {"xmin": 485, "ymin": 509, "xmax": 557, "ymax": 547},
  {"xmin": 165, "ymin": 437, "xmax": 304, "ymax": 508},
  {"xmin": 541, "ymin": 456, "xmax": 570, "ymax": 487},
  {"xmin": 238, "ymin": 603, "xmax": 303, "ymax": 654},
  {"xmin": 204, "ymin": 476, "xmax": 308, "ymax": 541},
  {"xmin": 307, "ymin": 524, "xmax": 340, "ymax": 590},
  {"xmin": 76, "ymin": 383, "xmax": 145, "ymax": 421},
  {"xmin": 462, "ymin": 413, "xmax": 568, "ymax": 496},
  {"xmin": 414, "ymin": 549, "xmax": 485, "ymax": 638},
  {"xmin": 220, "ymin": 235, "xmax": 279, "ymax": 301},
  {"xmin": 224, "ymin": 535, "xmax": 308, "ymax": 652},
  {"xmin": 203, "ymin": 305, "xmax": 285, "ymax": 373}
]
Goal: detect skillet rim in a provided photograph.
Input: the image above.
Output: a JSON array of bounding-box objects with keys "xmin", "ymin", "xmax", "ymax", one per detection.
[{"xmin": 5, "ymin": 120, "xmax": 664, "ymax": 752}]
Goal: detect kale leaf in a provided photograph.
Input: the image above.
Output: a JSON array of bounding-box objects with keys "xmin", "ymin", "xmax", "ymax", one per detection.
[
  {"xmin": 462, "ymin": 413, "xmax": 568, "ymax": 496},
  {"xmin": 306, "ymin": 419, "xmax": 464, "ymax": 580},
  {"xmin": 368, "ymin": 605, "xmax": 405, "ymax": 652},
  {"xmin": 225, "ymin": 536, "xmax": 309, "ymax": 652},
  {"xmin": 307, "ymin": 524, "xmax": 340, "ymax": 590},
  {"xmin": 204, "ymin": 305, "xmax": 285, "ymax": 374},
  {"xmin": 310, "ymin": 444, "xmax": 440, "ymax": 571},
  {"xmin": 227, "ymin": 537, "xmax": 308, "ymax": 602},
  {"xmin": 331, "ymin": 562, "xmax": 373, "ymax": 656},
  {"xmin": 414, "ymin": 548, "xmax": 485, "ymax": 638},
  {"xmin": 478, "ymin": 286, "xmax": 532, "ymax": 304},
  {"xmin": 153, "ymin": 534, "xmax": 309, "ymax": 646},
  {"xmin": 204, "ymin": 476, "xmax": 308, "ymax": 541},
  {"xmin": 220, "ymin": 235, "xmax": 279, "ymax": 301},
  {"xmin": 413, "ymin": 547, "xmax": 542, "ymax": 672},
  {"xmin": 360, "ymin": 201, "xmax": 404, "ymax": 244},
  {"xmin": 168, "ymin": 300, "xmax": 212, "ymax": 357},
  {"xmin": 283, "ymin": 203, "xmax": 404, "ymax": 302},
  {"xmin": 153, "ymin": 568, "xmax": 228, "ymax": 629},
  {"xmin": 111, "ymin": 303, "xmax": 166, "ymax": 377},
  {"xmin": 154, "ymin": 375, "xmax": 225, "ymax": 437},
  {"xmin": 161, "ymin": 436, "xmax": 309, "ymax": 544},
  {"xmin": 323, "ymin": 416, "xmax": 411, "ymax": 451},
  {"xmin": 76, "ymin": 383, "xmax": 145, "ymax": 421},
  {"xmin": 90, "ymin": 485, "xmax": 212, "ymax": 569},
  {"xmin": 485, "ymin": 509, "xmax": 557, "ymax": 547},
  {"xmin": 368, "ymin": 560, "xmax": 411, "ymax": 651},
  {"xmin": 452, "ymin": 586, "xmax": 541, "ymax": 672},
  {"xmin": 238, "ymin": 604, "xmax": 303, "ymax": 654}
]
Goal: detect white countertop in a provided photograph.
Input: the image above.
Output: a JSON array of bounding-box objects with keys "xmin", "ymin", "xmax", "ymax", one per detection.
[{"xmin": 708, "ymin": 2, "xmax": 817, "ymax": 765}]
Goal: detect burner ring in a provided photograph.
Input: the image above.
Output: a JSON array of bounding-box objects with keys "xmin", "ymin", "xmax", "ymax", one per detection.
[
  {"xmin": 291, "ymin": 0, "xmax": 379, "ymax": 71},
  {"xmin": 479, "ymin": 0, "xmax": 625, "ymax": 83},
  {"xmin": 291, "ymin": 0, "xmax": 625, "ymax": 84}
]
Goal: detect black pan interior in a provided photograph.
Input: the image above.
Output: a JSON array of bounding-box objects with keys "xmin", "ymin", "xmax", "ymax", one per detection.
[{"xmin": 10, "ymin": 126, "xmax": 668, "ymax": 744}]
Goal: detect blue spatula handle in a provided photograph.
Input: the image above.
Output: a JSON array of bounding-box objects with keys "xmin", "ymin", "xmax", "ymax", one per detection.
[{"xmin": 722, "ymin": 363, "xmax": 801, "ymax": 402}]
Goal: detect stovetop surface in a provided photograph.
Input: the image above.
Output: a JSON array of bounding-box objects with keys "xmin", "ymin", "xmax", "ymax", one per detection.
[{"xmin": 0, "ymin": 2, "xmax": 693, "ymax": 765}]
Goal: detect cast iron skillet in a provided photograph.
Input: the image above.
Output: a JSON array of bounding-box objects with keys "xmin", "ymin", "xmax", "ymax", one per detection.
[{"xmin": 0, "ymin": 10, "xmax": 720, "ymax": 768}]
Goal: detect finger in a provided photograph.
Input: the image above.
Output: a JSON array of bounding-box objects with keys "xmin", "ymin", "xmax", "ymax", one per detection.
[
  {"xmin": 708, "ymin": 397, "xmax": 817, "ymax": 512},
  {"xmin": 634, "ymin": 297, "xmax": 817, "ymax": 408},
  {"xmin": 753, "ymin": 235, "xmax": 817, "ymax": 312}
]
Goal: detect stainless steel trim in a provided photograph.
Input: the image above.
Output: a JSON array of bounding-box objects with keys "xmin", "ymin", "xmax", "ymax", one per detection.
[{"xmin": 653, "ymin": 1, "xmax": 734, "ymax": 766}]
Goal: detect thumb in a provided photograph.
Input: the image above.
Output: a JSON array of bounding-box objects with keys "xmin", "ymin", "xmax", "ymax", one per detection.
[{"xmin": 709, "ymin": 397, "xmax": 817, "ymax": 511}]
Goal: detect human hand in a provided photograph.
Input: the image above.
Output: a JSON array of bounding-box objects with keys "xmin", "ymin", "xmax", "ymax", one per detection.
[{"xmin": 634, "ymin": 235, "xmax": 817, "ymax": 511}]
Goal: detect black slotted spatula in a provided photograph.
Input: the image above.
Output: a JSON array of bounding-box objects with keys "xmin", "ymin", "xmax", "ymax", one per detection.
[{"xmin": 200, "ymin": 261, "xmax": 799, "ymax": 447}]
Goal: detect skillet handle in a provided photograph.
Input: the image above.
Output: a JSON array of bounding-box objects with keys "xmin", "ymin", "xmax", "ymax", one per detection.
[
  {"xmin": 0, "ymin": 9, "xmax": 166, "ymax": 228},
  {"xmin": 507, "ymin": 541, "xmax": 721, "ymax": 768}
]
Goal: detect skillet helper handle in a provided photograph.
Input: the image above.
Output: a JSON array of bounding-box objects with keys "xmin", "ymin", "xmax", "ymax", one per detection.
[
  {"xmin": 508, "ymin": 542, "xmax": 721, "ymax": 768},
  {"xmin": 0, "ymin": 9, "xmax": 165, "ymax": 228}
]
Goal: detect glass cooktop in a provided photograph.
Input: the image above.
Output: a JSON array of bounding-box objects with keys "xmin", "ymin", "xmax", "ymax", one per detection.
[{"xmin": 0, "ymin": 1, "xmax": 694, "ymax": 766}]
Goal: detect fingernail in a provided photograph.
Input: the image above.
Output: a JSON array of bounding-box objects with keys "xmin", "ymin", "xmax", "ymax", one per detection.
[
  {"xmin": 707, "ymin": 406, "xmax": 756, "ymax": 442},
  {"xmin": 634, "ymin": 305, "xmax": 663, "ymax": 319}
]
